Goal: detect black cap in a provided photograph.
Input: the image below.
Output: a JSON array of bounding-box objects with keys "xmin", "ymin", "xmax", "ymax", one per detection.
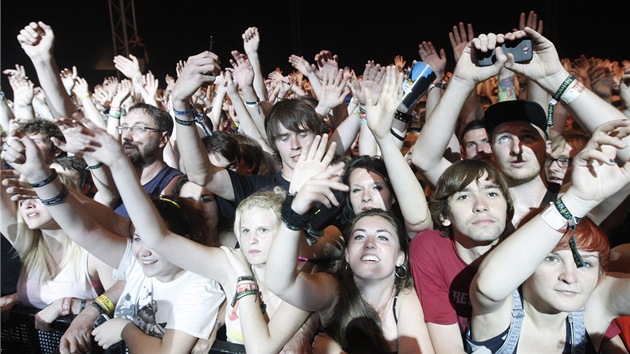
[{"xmin": 483, "ymin": 101, "xmax": 548, "ymax": 138}]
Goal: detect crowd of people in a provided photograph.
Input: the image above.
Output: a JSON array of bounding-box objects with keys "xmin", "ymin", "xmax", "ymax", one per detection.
[{"xmin": 1, "ymin": 9, "xmax": 629, "ymax": 354}]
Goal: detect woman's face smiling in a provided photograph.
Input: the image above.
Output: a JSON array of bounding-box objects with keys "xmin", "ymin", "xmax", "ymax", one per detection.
[
  {"xmin": 131, "ymin": 234, "xmax": 183, "ymax": 282},
  {"xmin": 345, "ymin": 215, "xmax": 404, "ymax": 283}
]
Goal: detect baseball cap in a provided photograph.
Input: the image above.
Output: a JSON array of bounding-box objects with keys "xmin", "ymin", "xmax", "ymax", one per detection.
[{"xmin": 483, "ymin": 101, "xmax": 548, "ymax": 139}]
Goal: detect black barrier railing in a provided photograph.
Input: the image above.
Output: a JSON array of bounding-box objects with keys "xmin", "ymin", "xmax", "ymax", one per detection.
[{"xmin": 1, "ymin": 305, "xmax": 245, "ymax": 354}]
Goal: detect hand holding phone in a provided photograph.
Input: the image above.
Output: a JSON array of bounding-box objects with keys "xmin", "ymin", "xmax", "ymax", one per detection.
[{"xmin": 476, "ymin": 37, "xmax": 533, "ymax": 67}]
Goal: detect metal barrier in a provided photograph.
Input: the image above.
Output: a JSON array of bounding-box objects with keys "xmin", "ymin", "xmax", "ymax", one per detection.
[{"xmin": 1, "ymin": 305, "xmax": 245, "ymax": 354}]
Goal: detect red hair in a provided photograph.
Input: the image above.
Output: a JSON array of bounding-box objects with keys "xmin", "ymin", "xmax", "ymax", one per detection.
[{"xmin": 551, "ymin": 217, "xmax": 610, "ymax": 273}]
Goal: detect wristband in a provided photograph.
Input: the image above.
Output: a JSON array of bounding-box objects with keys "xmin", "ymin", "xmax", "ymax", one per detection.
[
  {"xmin": 394, "ymin": 111, "xmax": 412, "ymax": 124},
  {"xmin": 390, "ymin": 128, "xmax": 406, "ymax": 142},
  {"xmin": 91, "ymin": 301, "xmax": 107, "ymax": 315},
  {"xmin": 237, "ymin": 275, "xmax": 255, "ymax": 283},
  {"xmin": 108, "ymin": 110, "xmax": 121, "ymax": 119},
  {"xmin": 86, "ymin": 162, "xmax": 103, "ymax": 170},
  {"xmin": 553, "ymin": 198, "xmax": 584, "ymax": 268},
  {"xmin": 41, "ymin": 186, "xmax": 68, "ymax": 206},
  {"xmin": 29, "ymin": 170, "xmax": 58, "ymax": 188},
  {"xmin": 174, "ymin": 116, "xmax": 195, "ymax": 126},
  {"xmin": 61, "ymin": 297, "xmax": 72, "ymax": 316},
  {"xmin": 173, "ymin": 108, "xmax": 195, "ymax": 116},
  {"xmin": 560, "ymin": 80, "xmax": 586, "ymax": 104},
  {"xmin": 281, "ymin": 194, "xmax": 313, "ymax": 231},
  {"xmin": 95, "ymin": 294, "xmax": 115, "ymax": 316},
  {"xmin": 359, "ymin": 119, "xmax": 368, "ymax": 125},
  {"xmin": 80, "ymin": 299, "xmax": 87, "ymax": 313},
  {"xmin": 548, "ymin": 75, "xmax": 576, "ymax": 127},
  {"xmin": 235, "ymin": 282, "xmax": 258, "ymax": 295}
]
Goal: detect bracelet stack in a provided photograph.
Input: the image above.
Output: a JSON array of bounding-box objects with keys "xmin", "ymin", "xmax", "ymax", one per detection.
[
  {"xmin": 229, "ymin": 276, "xmax": 262, "ymax": 320},
  {"xmin": 173, "ymin": 108, "xmax": 195, "ymax": 126}
]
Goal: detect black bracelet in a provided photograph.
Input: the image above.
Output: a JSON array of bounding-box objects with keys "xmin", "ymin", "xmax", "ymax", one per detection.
[
  {"xmin": 174, "ymin": 116, "xmax": 195, "ymax": 126},
  {"xmin": 281, "ymin": 194, "xmax": 313, "ymax": 231},
  {"xmin": 86, "ymin": 162, "xmax": 103, "ymax": 170},
  {"xmin": 394, "ymin": 111, "xmax": 412, "ymax": 124},
  {"xmin": 390, "ymin": 128, "xmax": 406, "ymax": 142},
  {"xmin": 80, "ymin": 299, "xmax": 87, "ymax": 312},
  {"xmin": 91, "ymin": 301, "xmax": 107, "ymax": 315},
  {"xmin": 40, "ymin": 185, "xmax": 68, "ymax": 206},
  {"xmin": 29, "ymin": 170, "xmax": 58, "ymax": 188},
  {"xmin": 237, "ymin": 275, "xmax": 254, "ymax": 283}
]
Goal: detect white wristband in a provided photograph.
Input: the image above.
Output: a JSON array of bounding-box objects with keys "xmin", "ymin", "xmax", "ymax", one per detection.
[{"xmin": 560, "ymin": 80, "xmax": 586, "ymax": 104}]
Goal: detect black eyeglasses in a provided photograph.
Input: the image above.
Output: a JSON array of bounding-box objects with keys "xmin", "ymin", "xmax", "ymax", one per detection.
[
  {"xmin": 116, "ymin": 125, "xmax": 165, "ymax": 135},
  {"xmin": 545, "ymin": 157, "xmax": 572, "ymax": 168}
]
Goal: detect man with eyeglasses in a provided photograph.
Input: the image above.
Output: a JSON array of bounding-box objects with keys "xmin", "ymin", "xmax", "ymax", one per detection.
[{"xmin": 113, "ymin": 103, "xmax": 182, "ymax": 217}]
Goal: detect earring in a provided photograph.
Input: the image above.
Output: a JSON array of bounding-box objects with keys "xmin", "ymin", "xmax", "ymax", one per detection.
[{"xmin": 395, "ymin": 265, "xmax": 408, "ymax": 279}]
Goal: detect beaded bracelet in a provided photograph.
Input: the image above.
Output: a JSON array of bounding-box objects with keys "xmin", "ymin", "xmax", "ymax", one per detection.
[
  {"xmin": 281, "ymin": 194, "xmax": 313, "ymax": 231},
  {"xmin": 29, "ymin": 170, "xmax": 58, "ymax": 188},
  {"xmin": 41, "ymin": 186, "xmax": 68, "ymax": 206}
]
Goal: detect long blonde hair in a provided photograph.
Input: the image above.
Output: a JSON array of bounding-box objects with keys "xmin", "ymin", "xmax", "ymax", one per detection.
[{"xmin": 14, "ymin": 174, "xmax": 86, "ymax": 286}]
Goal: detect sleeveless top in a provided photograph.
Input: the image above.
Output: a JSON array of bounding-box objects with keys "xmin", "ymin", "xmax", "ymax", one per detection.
[
  {"xmin": 18, "ymin": 250, "xmax": 99, "ymax": 309},
  {"xmin": 465, "ymin": 289, "xmax": 596, "ymax": 354},
  {"xmin": 114, "ymin": 165, "xmax": 182, "ymax": 217}
]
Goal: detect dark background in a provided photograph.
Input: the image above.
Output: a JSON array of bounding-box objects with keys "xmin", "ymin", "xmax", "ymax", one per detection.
[{"xmin": 2, "ymin": 0, "xmax": 629, "ymax": 93}]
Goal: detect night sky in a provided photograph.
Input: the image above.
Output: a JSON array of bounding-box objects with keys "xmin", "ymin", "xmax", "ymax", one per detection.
[{"xmin": 2, "ymin": 0, "xmax": 629, "ymax": 94}]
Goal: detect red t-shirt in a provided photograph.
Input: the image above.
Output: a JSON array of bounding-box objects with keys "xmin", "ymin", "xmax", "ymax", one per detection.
[{"xmin": 409, "ymin": 230, "xmax": 480, "ymax": 333}]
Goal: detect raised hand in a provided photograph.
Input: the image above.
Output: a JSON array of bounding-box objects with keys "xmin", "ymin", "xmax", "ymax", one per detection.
[
  {"xmin": 111, "ymin": 80, "xmax": 132, "ymax": 108},
  {"xmin": 312, "ymin": 50, "xmax": 339, "ymax": 81},
  {"xmin": 394, "ymin": 55, "xmax": 407, "ymax": 72},
  {"xmin": 8, "ymin": 75, "xmax": 35, "ymax": 107},
  {"xmin": 1, "ymin": 132, "xmax": 46, "ymax": 179},
  {"xmin": 171, "ymin": 51, "xmax": 221, "ymax": 103},
  {"xmin": 72, "ymin": 77, "xmax": 91, "ymax": 99},
  {"xmin": 518, "ymin": 10, "xmax": 543, "ymax": 34},
  {"xmin": 453, "ymin": 32, "xmax": 507, "ymax": 87},
  {"xmin": 449, "ymin": 22, "xmax": 475, "ymax": 63},
  {"xmin": 113, "ymin": 54, "xmax": 142, "ymax": 80},
  {"xmin": 17, "ymin": 21, "xmax": 55, "ymax": 59},
  {"xmin": 566, "ymin": 120, "xmax": 630, "ymax": 212},
  {"xmin": 316, "ymin": 69, "xmax": 349, "ymax": 111},
  {"xmin": 3, "ymin": 64, "xmax": 29, "ymax": 81},
  {"xmin": 242, "ymin": 27, "xmax": 260, "ymax": 55},
  {"xmin": 589, "ymin": 64, "xmax": 615, "ymax": 100},
  {"xmin": 288, "ymin": 55, "xmax": 314, "ymax": 75},
  {"xmin": 60, "ymin": 66, "xmax": 78, "ymax": 95},
  {"xmin": 92, "ymin": 85, "xmax": 114, "ymax": 109},
  {"xmin": 351, "ymin": 61, "xmax": 386, "ymax": 106},
  {"xmin": 288, "ymin": 134, "xmax": 336, "ymax": 195},
  {"xmin": 502, "ymin": 27, "xmax": 566, "ymax": 88},
  {"xmin": 1, "ymin": 171, "xmax": 37, "ymax": 201},
  {"xmin": 418, "ymin": 41, "xmax": 447, "ymax": 76},
  {"xmin": 176, "ymin": 60, "xmax": 186, "ymax": 78},
  {"xmin": 229, "ymin": 50, "xmax": 254, "ymax": 88},
  {"xmin": 365, "ymin": 65, "xmax": 404, "ymax": 140}
]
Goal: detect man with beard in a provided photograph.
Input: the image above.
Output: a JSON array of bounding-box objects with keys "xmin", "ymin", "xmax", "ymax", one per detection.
[{"xmin": 113, "ymin": 103, "xmax": 182, "ymax": 217}]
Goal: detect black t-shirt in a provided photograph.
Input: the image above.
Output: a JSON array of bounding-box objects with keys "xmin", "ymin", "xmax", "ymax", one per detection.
[{"xmin": 216, "ymin": 170, "xmax": 344, "ymax": 232}]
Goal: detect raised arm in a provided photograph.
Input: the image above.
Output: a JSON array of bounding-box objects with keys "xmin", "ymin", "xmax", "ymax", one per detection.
[
  {"xmin": 17, "ymin": 22, "xmax": 75, "ymax": 118},
  {"xmin": 502, "ymin": 28, "xmax": 630, "ymax": 160},
  {"xmin": 366, "ymin": 66, "xmax": 432, "ymax": 234},
  {"xmin": 412, "ymin": 32, "xmax": 506, "ymax": 186},
  {"xmin": 171, "ymin": 52, "xmax": 236, "ymax": 201},
  {"xmin": 266, "ymin": 138, "xmax": 348, "ymax": 311},
  {"xmin": 242, "ymin": 27, "xmax": 267, "ymax": 102},
  {"xmin": 1, "ymin": 132, "xmax": 127, "ymax": 268},
  {"xmin": 471, "ymin": 121, "xmax": 630, "ymax": 337}
]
